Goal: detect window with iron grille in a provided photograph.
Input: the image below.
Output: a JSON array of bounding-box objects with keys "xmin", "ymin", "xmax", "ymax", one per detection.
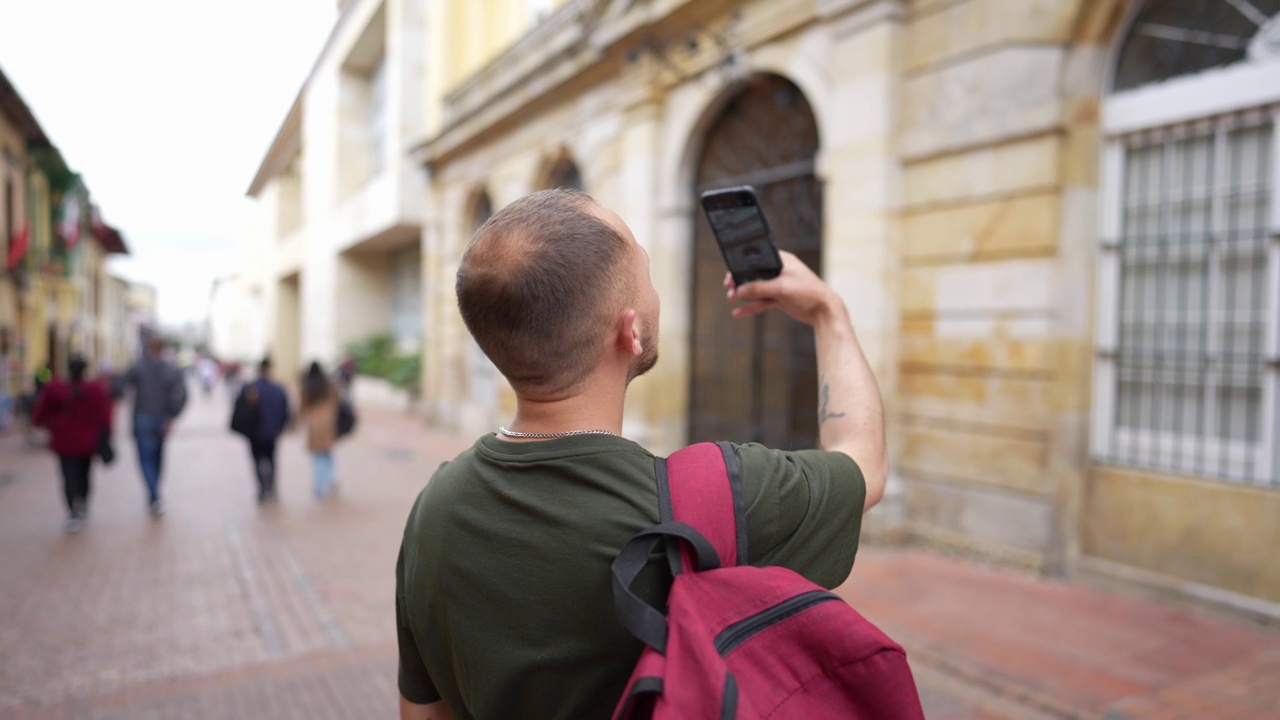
[
  {"xmin": 1096, "ymin": 1, "xmax": 1280, "ymax": 486},
  {"xmin": 1102, "ymin": 113, "xmax": 1274, "ymax": 481}
]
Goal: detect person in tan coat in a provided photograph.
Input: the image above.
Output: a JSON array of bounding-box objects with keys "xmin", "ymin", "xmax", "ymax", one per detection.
[{"xmin": 298, "ymin": 361, "xmax": 340, "ymax": 498}]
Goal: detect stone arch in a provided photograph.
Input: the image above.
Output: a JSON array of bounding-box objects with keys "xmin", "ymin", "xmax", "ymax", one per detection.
[
  {"xmin": 535, "ymin": 150, "xmax": 585, "ymax": 191},
  {"xmin": 465, "ymin": 186, "xmax": 494, "ymax": 235},
  {"xmin": 667, "ymin": 53, "xmax": 834, "ymax": 215}
]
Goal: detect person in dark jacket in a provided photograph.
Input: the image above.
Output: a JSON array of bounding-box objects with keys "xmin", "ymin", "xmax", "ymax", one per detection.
[
  {"xmin": 114, "ymin": 337, "xmax": 187, "ymax": 517},
  {"xmin": 237, "ymin": 356, "xmax": 291, "ymax": 504},
  {"xmin": 33, "ymin": 355, "xmax": 112, "ymax": 533}
]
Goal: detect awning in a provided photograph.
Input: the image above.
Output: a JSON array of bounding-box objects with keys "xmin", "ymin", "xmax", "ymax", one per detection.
[{"xmin": 92, "ymin": 222, "xmax": 129, "ymax": 255}]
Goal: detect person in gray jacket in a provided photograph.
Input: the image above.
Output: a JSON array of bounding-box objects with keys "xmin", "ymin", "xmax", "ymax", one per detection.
[{"xmin": 115, "ymin": 337, "xmax": 188, "ymax": 516}]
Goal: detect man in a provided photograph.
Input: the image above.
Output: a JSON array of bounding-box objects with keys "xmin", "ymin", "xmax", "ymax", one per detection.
[
  {"xmin": 197, "ymin": 355, "xmax": 220, "ymax": 397},
  {"xmin": 115, "ymin": 338, "xmax": 187, "ymax": 516},
  {"xmin": 223, "ymin": 361, "xmax": 243, "ymax": 403},
  {"xmin": 236, "ymin": 356, "xmax": 290, "ymax": 504},
  {"xmin": 33, "ymin": 360, "xmax": 52, "ymax": 398},
  {"xmin": 337, "ymin": 355, "xmax": 356, "ymax": 395},
  {"xmin": 396, "ymin": 191, "xmax": 887, "ymax": 720},
  {"xmin": 0, "ymin": 351, "xmax": 11, "ymax": 432},
  {"xmin": 33, "ymin": 355, "xmax": 112, "ymax": 532}
]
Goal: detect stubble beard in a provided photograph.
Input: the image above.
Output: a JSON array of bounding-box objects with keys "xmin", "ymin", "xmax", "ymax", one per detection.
[{"xmin": 627, "ymin": 326, "xmax": 659, "ymax": 384}]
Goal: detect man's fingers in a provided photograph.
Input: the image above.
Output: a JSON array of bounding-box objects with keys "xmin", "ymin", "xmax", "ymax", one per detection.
[
  {"xmin": 732, "ymin": 300, "xmax": 776, "ymax": 318},
  {"xmin": 730, "ymin": 277, "xmax": 782, "ymax": 301}
]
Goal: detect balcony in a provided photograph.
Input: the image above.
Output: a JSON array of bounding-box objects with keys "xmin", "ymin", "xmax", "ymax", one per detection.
[
  {"xmin": 333, "ymin": 162, "xmax": 422, "ymax": 255},
  {"xmin": 427, "ymin": 0, "xmax": 604, "ymax": 163}
]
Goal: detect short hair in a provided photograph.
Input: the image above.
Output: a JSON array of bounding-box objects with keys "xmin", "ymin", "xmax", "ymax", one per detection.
[
  {"xmin": 456, "ymin": 190, "xmax": 632, "ymax": 396},
  {"xmin": 68, "ymin": 354, "xmax": 88, "ymax": 382},
  {"xmin": 259, "ymin": 356, "xmax": 273, "ymax": 371}
]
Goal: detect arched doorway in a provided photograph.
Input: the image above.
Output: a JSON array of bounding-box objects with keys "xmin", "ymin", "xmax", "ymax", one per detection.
[{"xmin": 688, "ymin": 74, "xmax": 822, "ymax": 449}]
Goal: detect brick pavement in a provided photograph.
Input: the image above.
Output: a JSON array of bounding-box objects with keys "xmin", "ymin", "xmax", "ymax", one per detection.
[
  {"xmin": 837, "ymin": 551, "xmax": 1280, "ymax": 719},
  {"xmin": 1, "ymin": 388, "xmax": 1276, "ymax": 718},
  {"xmin": 0, "ymin": 388, "xmax": 435, "ymax": 719}
]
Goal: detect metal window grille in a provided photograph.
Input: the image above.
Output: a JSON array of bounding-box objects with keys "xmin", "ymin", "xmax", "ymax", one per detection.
[{"xmin": 1095, "ymin": 108, "xmax": 1279, "ymax": 486}]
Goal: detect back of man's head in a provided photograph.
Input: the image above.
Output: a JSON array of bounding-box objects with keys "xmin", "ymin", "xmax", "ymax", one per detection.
[
  {"xmin": 259, "ymin": 356, "xmax": 273, "ymax": 377},
  {"xmin": 456, "ymin": 189, "xmax": 632, "ymax": 398}
]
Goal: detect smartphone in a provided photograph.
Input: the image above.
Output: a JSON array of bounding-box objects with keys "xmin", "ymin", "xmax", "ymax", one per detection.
[{"xmin": 700, "ymin": 186, "xmax": 784, "ymax": 286}]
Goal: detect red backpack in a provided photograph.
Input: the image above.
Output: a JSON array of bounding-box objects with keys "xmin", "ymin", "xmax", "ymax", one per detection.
[{"xmin": 611, "ymin": 442, "xmax": 926, "ymax": 719}]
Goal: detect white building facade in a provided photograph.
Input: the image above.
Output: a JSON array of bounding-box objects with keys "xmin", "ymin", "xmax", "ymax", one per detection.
[{"xmin": 245, "ymin": 0, "xmax": 428, "ymax": 377}]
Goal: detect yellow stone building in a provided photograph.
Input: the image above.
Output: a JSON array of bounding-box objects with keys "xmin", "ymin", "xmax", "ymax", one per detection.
[
  {"xmin": 1, "ymin": 65, "xmax": 131, "ymax": 400},
  {"xmin": 410, "ymin": 0, "xmax": 1280, "ymax": 616},
  {"xmin": 240, "ymin": 0, "xmax": 1280, "ymax": 615}
]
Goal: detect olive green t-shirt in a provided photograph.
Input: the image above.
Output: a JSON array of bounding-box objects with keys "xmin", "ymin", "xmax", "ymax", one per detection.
[{"xmin": 396, "ymin": 434, "xmax": 865, "ymax": 719}]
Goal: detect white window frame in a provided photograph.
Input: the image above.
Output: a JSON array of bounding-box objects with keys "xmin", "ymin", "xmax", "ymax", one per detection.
[{"xmin": 1094, "ymin": 54, "xmax": 1280, "ymax": 486}]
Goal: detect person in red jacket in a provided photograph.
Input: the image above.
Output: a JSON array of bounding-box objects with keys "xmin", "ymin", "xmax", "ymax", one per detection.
[{"xmin": 33, "ymin": 355, "xmax": 113, "ymax": 533}]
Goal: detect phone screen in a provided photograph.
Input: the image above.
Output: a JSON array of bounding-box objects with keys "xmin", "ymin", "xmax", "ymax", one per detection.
[
  {"xmin": 702, "ymin": 186, "xmax": 783, "ymax": 284},
  {"xmin": 705, "ymin": 202, "xmax": 781, "ymax": 281}
]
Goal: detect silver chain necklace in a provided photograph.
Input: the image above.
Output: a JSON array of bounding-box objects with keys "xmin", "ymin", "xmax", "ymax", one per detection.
[{"xmin": 497, "ymin": 426, "xmax": 615, "ymax": 439}]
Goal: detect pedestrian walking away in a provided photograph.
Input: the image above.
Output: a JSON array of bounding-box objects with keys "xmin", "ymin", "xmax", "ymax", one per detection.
[
  {"xmin": 338, "ymin": 354, "xmax": 356, "ymax": 393},
  {"xmin": 233, "ymin": 356, "xmax": 290, "ymax": 504},
  {"xmin": 114, "ymin": 337, "xmax": 188, "ymax": 517},
  {"xmin": 298, "ymin": 361, "xmax": 341, "ymax": 499},
  {"xmin": 32, "ymin": 354, "xmax": 113, "ymax": 532},
  {"xmin": 395, "ymin": 190, "xmax": 898, "ymax": 720},
  {"xmin": 0, "ymin": 352, "xmax": 12, "ymax": 433},
  {"xmin": 224, "ymin": 361, "xmax": 243, "ymax": 401},
  {"xmin": 197, "ymin": 355, "xmax": 220, "ymax": 397}
]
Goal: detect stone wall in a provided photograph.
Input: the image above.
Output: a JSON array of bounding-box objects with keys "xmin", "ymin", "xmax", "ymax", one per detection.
[
  {"xmin": 411, "ymin": 0, "xmax": 1280, "ymax": 614},
  {"xmin": 895, "ymin": 0, "xmax": 1089, "ymax": 569},
  {"xmin": 419, "ymin": 0, "xmax": 905, "ymax": 455}
]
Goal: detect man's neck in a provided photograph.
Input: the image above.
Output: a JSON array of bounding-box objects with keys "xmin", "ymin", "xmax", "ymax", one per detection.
[{"xmin": 505, "ymin": 374, "xmax": 626, "ymax": 441}]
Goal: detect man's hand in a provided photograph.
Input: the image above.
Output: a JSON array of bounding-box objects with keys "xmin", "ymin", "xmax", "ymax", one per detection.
[
  {"xmin": 724, "ymin": 251, "xmax": 839, "ymax": 327},
  {"xmin": 400, "ymin": 696, "xmax": 453, "ymax": 720},
  {"xmin": 723, "ymin": 249, "xmax": 888, "ymax": 512}
]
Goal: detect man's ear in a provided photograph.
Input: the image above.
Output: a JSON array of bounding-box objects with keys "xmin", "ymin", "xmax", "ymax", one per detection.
[{"xmin": 618, "ymin": 308, "xmax": 642, "ymax": 358}]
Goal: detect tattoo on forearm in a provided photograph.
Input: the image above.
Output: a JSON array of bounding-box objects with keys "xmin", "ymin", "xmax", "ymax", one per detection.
[{"xmin": 818, "ymin": 377, "xmax": 846, "ymax": 426}]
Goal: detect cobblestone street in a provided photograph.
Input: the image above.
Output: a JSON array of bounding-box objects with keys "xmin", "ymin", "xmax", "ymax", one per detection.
[{"xmin": 1, "ymin": 388, "xmax": 1277, "ymax": 719}]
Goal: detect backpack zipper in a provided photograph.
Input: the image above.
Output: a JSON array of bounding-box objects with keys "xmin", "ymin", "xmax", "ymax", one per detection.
[{"xmin": 714, "ymin": 590, "xmax": 840, "ymax": 655}]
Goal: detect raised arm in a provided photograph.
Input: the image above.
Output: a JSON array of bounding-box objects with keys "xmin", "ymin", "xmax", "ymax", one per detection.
[{"xmin": 725, "ymin": 251, "xmax": 888, "ymax": 511}]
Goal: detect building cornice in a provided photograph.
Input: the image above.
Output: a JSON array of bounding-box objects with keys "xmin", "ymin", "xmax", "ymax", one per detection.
[
  {"xmin": 245, "ymin": 2, "xmax": 357, "ymax": 197},
  {"xmin": 0, "ymin": 65, "xmax": 49, "ymax": 145},
  {"xmin": 412, "ymin": 0, "xmax": 614, "ymax": 169},
  {"xmin": 412, "ymin": 0, "xmax": 888, "ymax": 170},
  {"xmin": 245, "ymin": 95, "xmax": 303, "ymax": 198}
]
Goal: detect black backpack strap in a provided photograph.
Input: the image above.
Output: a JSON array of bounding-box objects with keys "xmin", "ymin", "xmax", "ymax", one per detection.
[
  {"xmin": 653, "ymin": 456, "xmax": 682, "ymax": 576},
  {"xmin": 611, "ymin": 522, "xmax": 721, "ymax": 652}
]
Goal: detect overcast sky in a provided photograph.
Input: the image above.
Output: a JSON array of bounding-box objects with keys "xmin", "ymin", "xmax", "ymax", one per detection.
[{"xmin": 0, "ymin": 0, "xmax": 335, "ymax": 328}]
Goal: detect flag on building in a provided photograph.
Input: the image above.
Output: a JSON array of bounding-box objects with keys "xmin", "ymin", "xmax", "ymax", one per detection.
[
  {"xmin": 5, "ymin": 221, "xmax": 29, "ymax": 270},
  {"xmin": 59, "ymin": 191, "xmax": 81, "ymax": 248}
]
